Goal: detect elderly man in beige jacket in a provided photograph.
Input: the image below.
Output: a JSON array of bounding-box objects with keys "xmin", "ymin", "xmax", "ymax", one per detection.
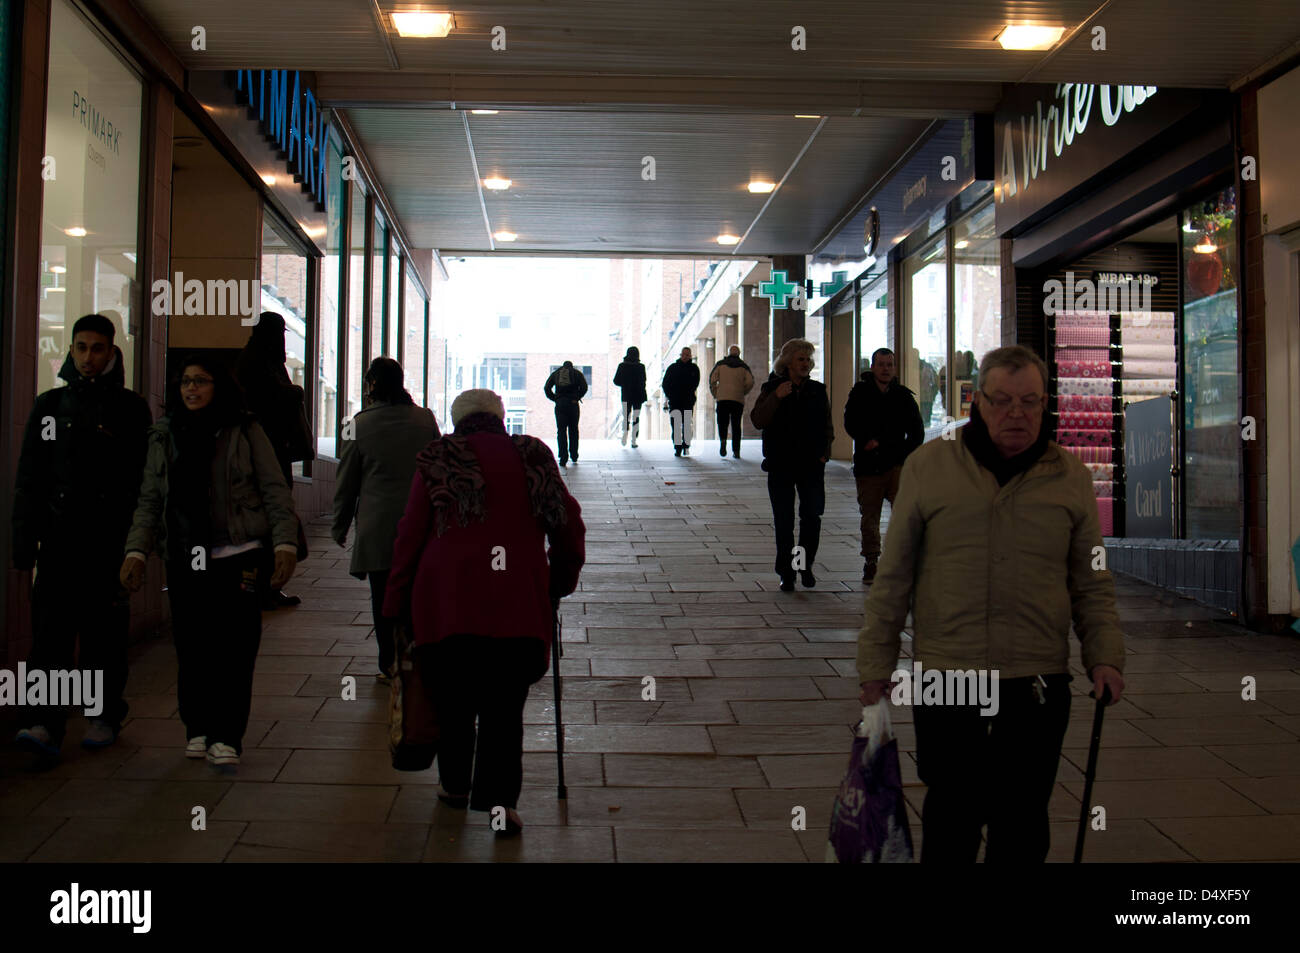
[{"xmin": 856, "ymin": 345, "xmax": 1125, "ymax": 863}]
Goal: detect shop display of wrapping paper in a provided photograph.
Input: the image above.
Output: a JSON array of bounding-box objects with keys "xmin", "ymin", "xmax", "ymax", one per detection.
[
  {"xmin": 1120, "ymin": 343, "xmax": 1176, "ymax": 361},
  {"xmin": 1055, "ymin": 325, "xmax": 1111, "ymax": 347},
  {"xmin": 1084, "ymin": 463, "xmax": 1114, "ymax": 481},
  {"xmin": 1055, "ymin": 310, "xmax": 1110, "ymax": 327},
  {"xmin": 1120, "ymin": 312, "xmax": 1175, "ymax": 328},
  {"xmin": 1057, "ymin": 428, "xmax": 1112, "ymax": 448},
  {"xmin": 1058, "ymin": 377, "xmax": 1113, "ymax": 396},
  {"xmin": 1122, "ymin": 360, "xmax": 1177, "ymax": 379},
  {"xmin": 1058, "ymin": 410, "xmax": 1113, "ymax": 430},
  {"xmin": 1092, "ymin": 481, "xmax": 1113, "ymax": 499},
  {"xmin": 1121, "ymin": 326, "xmax": 1175, "ymax": 345},
  {"xmin": 825, "ymin": 701, "xmax": 914, "ymax": 864},
  {"xmin": 1097, "ymin": 498, "xmax": 1114, "ymax": 536},
  {"xmin": 1053, "ymin": 347, "xmax": 1110, "ymax": 362},
  {"xmin": 1056, "ymin": 360, "xmax": 1111, "ymax": 378},
  {"xmin": 1123, "ymin": 378, "xmax": 1175, "ymax": 397},
  {"xmin": 1058, "ymin": 394, "xmax": 1113, "ymax": 413},
  {"xmin": 1067, "ymin": 445, "xmax": 1113, "ymax": 464}
]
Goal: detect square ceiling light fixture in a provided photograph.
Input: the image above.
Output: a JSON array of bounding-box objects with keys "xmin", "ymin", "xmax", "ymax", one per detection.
[
  {"xmin": 996, "ymin": 24, "xmax": 1065, "ymax": 50},
  {"xmin": 392, "ymin": 11, "xmax": 454, "ymax": 38}
]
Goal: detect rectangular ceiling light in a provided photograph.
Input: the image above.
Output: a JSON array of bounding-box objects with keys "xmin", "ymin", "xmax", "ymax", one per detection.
[
  {"xmin": 392, "ymin": 11, "xmax": 453, "ymax": 38},
  {"xmin": 997, "ymin": 25, "xmax": 1065, "ymax": 50}
]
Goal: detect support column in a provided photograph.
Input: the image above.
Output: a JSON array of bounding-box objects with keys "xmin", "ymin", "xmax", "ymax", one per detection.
[{"xmin": 739, "ymin": 284, "xmax": 768, "ymax": 436}]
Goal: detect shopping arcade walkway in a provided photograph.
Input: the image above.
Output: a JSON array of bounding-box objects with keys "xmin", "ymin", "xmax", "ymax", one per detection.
[{"xmin": 3, "ymin": 439, "xmax": 1299, "ymax": 862}]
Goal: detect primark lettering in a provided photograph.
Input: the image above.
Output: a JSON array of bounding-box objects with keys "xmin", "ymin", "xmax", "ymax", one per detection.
[
  {"xmin": 72, "ymin": 90, "xmax": 121, "ymax": 155},
  {"xmin": 231, "ymin": 69, "xmax": 329, "ymax": 207},
  {"xmin": 1000, "ymin": 85, "xmax": 1158, "ymax": 203}
]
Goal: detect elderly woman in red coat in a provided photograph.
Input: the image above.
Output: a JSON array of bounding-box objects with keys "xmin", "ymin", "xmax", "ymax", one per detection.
[{"xmin": 383, "ymin": 389, "xmax": 585, "ymax": 836}]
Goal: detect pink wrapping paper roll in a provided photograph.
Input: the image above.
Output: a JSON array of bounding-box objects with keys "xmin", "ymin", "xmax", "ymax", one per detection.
[
  {"xmin": 1121, "ymin": 343, "xmax": 1175, "ymax": 361},
  {"xmin": 1056, "ymin": 311, "xmax": 1111, "ymax": 326},
  {"xmin": 1058, "ymin": 411, "xmax": 1113, "ymax": 430},
  {"xmin": 1058, "ymin": 394, "xmax": 1113, "ymax": 413},
  {"xmin": 1073, "ymin": 446, "xmax": 1113, "ymax": 463},
  {"xmin": 1092, "ymin": 481, "xmax": 1113, "ymax": 499},
  {"xmin": 1057, "ymin": 429, "xmax": 1112, "ymax": 447},
  {"xmin": 1120, "ymin": 312, "xmax": 1175, "ymax": 328},
  {"xmin": 1058, "ymin": 377, "xmax": 1113, "ymax": 396},
  {"xmin": 1055, "ymin": 326, "xmax": 1111, "ymax": 347},
  {"xmin": 1084, "ymin": 463, "xmax": 1114, "ymax": 480},
  {"xmin": 1054, "ymin": 347, "xmax": 1110, "ymax": 361},
  {"xmin": 1124, "ymin": 378, "xmax": 1174, "ymax": 396},
  {"xmin": 1121, "ymin": 327, "xmax": 1175, "ymax": 345},
  {"xmin": 1122, "ymin": 360, "xmax": 1176, "ymax": 379},
  {"xmin": 1056, "ymin": 360, "xmax": 1111, "ymax": 378},
  {"xmin": 1097, "ymin": 498, "xmax": 1114, "ymax": 536}
]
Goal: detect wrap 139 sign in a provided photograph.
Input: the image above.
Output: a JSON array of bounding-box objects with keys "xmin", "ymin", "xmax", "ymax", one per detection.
[{"xmin": 230, "ymin": 70, "xmax": 329, "ymax": 210}]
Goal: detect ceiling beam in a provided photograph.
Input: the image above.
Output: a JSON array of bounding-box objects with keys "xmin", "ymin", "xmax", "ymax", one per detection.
[{"xmin": 314, "ymin": 73, "xmax": 1001, "ymax": 117}]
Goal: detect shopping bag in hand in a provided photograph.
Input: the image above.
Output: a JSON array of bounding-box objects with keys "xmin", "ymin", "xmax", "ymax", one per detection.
[
  {"xmin": 388, "ymin": 619, "xmax": 439, "ymax": 771},
  {"xmin": 825, "ymin": 700, "xmax": 914, "ymax": 863}
]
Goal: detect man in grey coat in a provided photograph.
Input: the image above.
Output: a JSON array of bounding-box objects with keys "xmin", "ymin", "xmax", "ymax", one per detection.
[{"xmin": 332, "ymin": 358, "xmax": 441, "ymax": 678}]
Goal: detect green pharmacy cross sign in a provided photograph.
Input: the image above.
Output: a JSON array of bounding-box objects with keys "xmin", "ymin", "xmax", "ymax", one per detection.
[{"xmin": 758, "ymin": 270, "xmax": 849, "ymax": 309}]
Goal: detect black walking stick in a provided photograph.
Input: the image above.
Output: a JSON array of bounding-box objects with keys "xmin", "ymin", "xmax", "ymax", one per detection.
[
  {"xmin": 552, "ymin": 603, "xmax": 567, "ymax": 800},
  {"xmin": 1073, "ymin": 685, "xmax": 1112, "ymax": 863}
]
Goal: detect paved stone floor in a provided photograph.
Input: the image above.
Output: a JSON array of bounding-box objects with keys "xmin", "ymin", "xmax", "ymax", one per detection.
[{"xmin": 4, "ymin": 438, "xmax": 1300, "ymax": 862}]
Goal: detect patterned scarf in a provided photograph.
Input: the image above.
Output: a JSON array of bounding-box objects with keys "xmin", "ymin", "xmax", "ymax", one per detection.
[{"xmin": 414, "ymin": 412, "xmax": 569, "ymax": 538}]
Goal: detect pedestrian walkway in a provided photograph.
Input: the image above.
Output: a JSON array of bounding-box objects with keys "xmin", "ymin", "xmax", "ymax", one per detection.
[{"xmin": 3, "ymin": 439, "xmax": 1299, "ymax": 862}]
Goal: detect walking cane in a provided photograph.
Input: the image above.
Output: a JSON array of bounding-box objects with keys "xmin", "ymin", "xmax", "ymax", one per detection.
[
  {"xmin": 552, "ymin": 603, "xmax": 568, "ymax": 800},
  {"xmin": 1073, "ymin": 685, "xmax": 1112, "ymax": 863}
]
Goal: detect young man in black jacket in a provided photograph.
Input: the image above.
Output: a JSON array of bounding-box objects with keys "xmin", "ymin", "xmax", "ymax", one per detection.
[
  {"xmin": 11, "ymin": 314, "xmax": 153, "ymax": 756},
  {"xmin": 751, "ymin": 339, "xmax": 834, "ymax": 591},
  {"xmin": 843, "ymin": 348, "xmax": 924, "ymax": 582},
  {"xmin": 544, "ymin": 360, "xmax": 589, "ymax": 466},
  {"xmin": 661, "ymin": 347, "xmax": 700, "ymax": 456}
]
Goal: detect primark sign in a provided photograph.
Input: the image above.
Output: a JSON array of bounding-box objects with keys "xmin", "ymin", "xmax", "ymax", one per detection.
[
  {"xmin": 229, "ymin": 70, "xmax": 330, "ymax": 209},
  {"xmin": 994, "ymin": 84, "xmax": 1216, "ymax": 235}
]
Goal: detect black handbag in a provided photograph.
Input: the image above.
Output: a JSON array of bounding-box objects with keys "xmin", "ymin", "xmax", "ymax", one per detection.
[{"xmin": 388, "ymin": 620, "xmax": 439, "ymax": 771}]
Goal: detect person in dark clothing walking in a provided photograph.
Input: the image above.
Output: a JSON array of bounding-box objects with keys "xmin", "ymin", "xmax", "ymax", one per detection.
[
  {"xmin": 120, "ymin": 356, "xmax": 300, "ymax": 768},
  {"xmin": 662, "ymin": 347, "xmax": 700, "ymax": 456},
  {"xmin": 332, "ymin": 358, "xmax": 440, "ymax": 680},
  {"xmin": 844, "ymin": 348, "xmax": 925, "ymax": 582},
  {"xmin": 751, "ymin": 339, "xmax": 835, "ymax": 592},
  {"xmin": 613, "ymin": 347, "xmax": 647, "ymax": 448},
  {"xmin": 12, "ymin": 314, "xmax": 153, "ymax": 757},
  {"xmin": 543, "ymin": 360, "xmax": 588, "ymax": 467},
  {"xmin": 235, "ymin": 311, "xmax": 312, "ymax": 608},
  {"xmin": 709, "ymin": 345, "xmax": 755, "ymax": 458}
]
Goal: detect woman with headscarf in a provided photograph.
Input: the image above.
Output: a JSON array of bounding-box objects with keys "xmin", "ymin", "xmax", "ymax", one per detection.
[
  {"xmin": 332, "ymin": 357, "xmax": 441, "ymax": 679},
  {"xmin": 235, "ymin": 311, "xmax": 311, "ymax": 607},
  {"xmin": 612, "ymin": 346, "xmax": 647, "ymax": 448},
  {"xmin": 383, "ymin": 389, "xmax": 586, "ymax": 837},
  {"xmin": 119, "ymin": 356, "xmax": 300, "ymax": 767}
]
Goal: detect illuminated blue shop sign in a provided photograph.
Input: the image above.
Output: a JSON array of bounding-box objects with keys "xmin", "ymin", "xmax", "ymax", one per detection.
[{"xmin": 231, "ymin": 70, "xmax": 329, "ymax": 208}]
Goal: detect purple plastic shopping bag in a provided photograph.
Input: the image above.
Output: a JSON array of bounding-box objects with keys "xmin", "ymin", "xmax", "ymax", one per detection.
[{"xmin": 826, "ymin": 701, "xmax": 914, "ymax": 863}]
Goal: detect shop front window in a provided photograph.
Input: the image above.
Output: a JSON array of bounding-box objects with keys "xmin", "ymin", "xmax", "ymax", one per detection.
[
  {"xmin": 952, "ymin": 200, "xmax": 1001, "ymax": 420},
  {"xmin": 260, "ymin": 214, "xmax": 308, "ymax": 476},
  {"xmin": 857, "ymin": 274, "xmax": 889, "ymax": 379},
  {"xmin": 317, "ymin": 142, "xmax": 343, "ymax": 457},
  {"xmin": 389, "ymin": 247, "xmax": 400, "ymax": 358},
  {"xmin": 905, "ymin": 236, "xmax": 947, "ymax": 431},
  {"xmin": 404, "ymin": 274, "xmax": 426, "ymax": 408},
  {"xmin": 39, "ymin": 0, "xmax": 142, "ymax": 394},
  {"xmin": 346, "ymin": 179, "xmax": 365, "ymax": 422},
  {"xmin": 1182, "ymin": 186, "xmax": 1239, "ymax": 539},
  {"xmin": 371, "ymin": 213, "xmax": 386, "ymax": 360}
]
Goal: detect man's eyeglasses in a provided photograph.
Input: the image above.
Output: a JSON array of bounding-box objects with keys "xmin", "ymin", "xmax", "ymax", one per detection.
[
  {"xmin": 980, "ymin": 391, "xmax": 1044, "ymax": 413},
  {"xmin": 180, "ymin": 376, "xmax": 214, "ymax": 388}
]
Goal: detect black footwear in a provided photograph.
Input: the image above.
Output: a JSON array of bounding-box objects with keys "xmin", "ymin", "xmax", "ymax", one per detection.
[
  {"xmin": 675, "ymin": 446, "xmax": 682, "ymax": 456},
  {"xmin": 264, "ymin": 589, "xmax": 301, "ymax": 609},
  {"xmin": 720, "ymin": 446, "xmax": 727, "ymax": 457},
  {"xmin": 437, "ymin": 786, "xmax": 469, "ymax": 809},
  {"xmin": 733, "ymin": 450, "xmax": 740, "ymax": 459},
  {"xmin": 779, "ymin": 576, "xmax": 795, "ymax": 592},
  {"xmin": 863, "ymin": 559, "xmax": 878, "ymax": 583},
  {"xmin": 800, "ymin": 570, "xmax": 816, "ymax": 588},
  {"xmin": 495, "ymin": 809, "xmax": 524, "ymax": 838},
  {"xmin": 559, "ymin": 459, "xmax": 567, "ymax": 467}
]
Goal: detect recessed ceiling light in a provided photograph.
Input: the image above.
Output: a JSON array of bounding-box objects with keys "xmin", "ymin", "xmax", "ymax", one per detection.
[
  {"xmin": 65, "ymin": 226, "xmax": 87, "ymax": 237},
  {"xmin": 996, "ymin": 25, "xmax": 1065, "ymax": 50},
  {"xmin": 748, "ymin": 181, "xmax": 776, "ymax": 194},
  {"xmin": 483, "ymin": 177, "xmax": 512, "ymax": 190},
  {"xmin": 795, "ymin": 114, "xmax": 821, "ymax": 119},
  {"xmin": 471, "ymin": 109, "xmax": 499, "ymax": 115},
  {"xmin": 50, "ymin": 265, "xmax": 66, "ymax": 274},
  {"xmin": 716, "ymin": 234, "xmax": 740, "ymax": 245},
  {"xmin": 954, "ymin": 239, "xmax": 969, "ymax": 249},
  {"xmin": 494, "ymin": 230, "xmax": 517, "ymax": 242},
  {"xmin": 47, "ymin": 286, "xmax": 66, "ymax": 292},
  {"xmin": 391, "ymin": 11, "xmax": 453, "ymax": 38}
]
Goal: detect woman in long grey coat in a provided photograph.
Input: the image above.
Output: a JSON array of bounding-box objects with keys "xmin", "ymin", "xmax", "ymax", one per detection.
[{"xmin": 332, "ymin": 358, "xmax": 441, "ymax": 677}]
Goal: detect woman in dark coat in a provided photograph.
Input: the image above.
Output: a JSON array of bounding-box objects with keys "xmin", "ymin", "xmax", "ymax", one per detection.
[
  {"xmin": 331, "ymin": 357, "xmax": 440, "ymax": 679},
  {"xmin": 120, "ymin": 356, "xmax": 300, "ymax": 768},
  {"xmin": 383, "ymin": 389, "xmax": 585, "ymax": 836},
  {"xmin": 612, "ymin": 346, "xmax": 647, "ymax": 448}
]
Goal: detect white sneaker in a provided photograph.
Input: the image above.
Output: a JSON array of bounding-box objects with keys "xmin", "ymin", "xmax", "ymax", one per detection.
[
  {"xmin": 186, "ymin": 736, "xmax": 208, "ymax": 759},
  {"xmin": 81, "ymin": 719, "xmax": 117, "ymax": 748},
  {"xmin": 15, "ymin": 725, "xmax": 60, "ymax": 756},
  {"xmin": 630, "ymin": 441, "xmax": 637, "ymax": 448},
  {"xmin": 206, "ymin": 742, "xmax": 239, "ymax": 766}
]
